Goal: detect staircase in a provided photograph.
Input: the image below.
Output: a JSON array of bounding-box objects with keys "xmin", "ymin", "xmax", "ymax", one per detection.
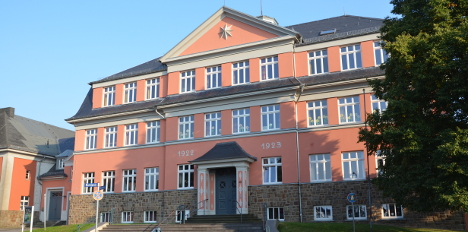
[{"xmin": 186, "ymin": 214, "xmax": 262, "ymax": 224}]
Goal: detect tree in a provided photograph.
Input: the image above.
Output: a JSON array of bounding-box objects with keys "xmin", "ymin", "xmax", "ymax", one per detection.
[{"xmin": 359, "ymin": 0, "xmax": 468, "ymax": 212}]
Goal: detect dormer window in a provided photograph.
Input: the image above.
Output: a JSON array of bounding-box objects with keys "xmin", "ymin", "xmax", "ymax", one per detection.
[
  {"xmin": 103, "ymin": 86, "xmax": 115, "ymax": 107},
  {"xmin": 124, "ymin": 82, "xmax": 137, "ymax": 103},
  {"xmin": 320, "ymin": 29, "xmax": 336, "ymax": 36},
  {"xmin": 57, "ymin": 159, "xmax": 65, "ymax": 170},
  {"xmin": 181, "ymin": 70, "xmax": 195, "ymax": 93}
]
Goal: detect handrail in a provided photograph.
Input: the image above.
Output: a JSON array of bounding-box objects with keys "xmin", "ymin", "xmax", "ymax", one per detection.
[
  {"xmin": 77, "ymin": 207, "xmax": 114, "ymax": 232},
  {"xmin": 146, "ymin": 199, "xmax": 207, "ymax": 232},
  {"xmin": 231, "ymin": 199, "xmax": 243, "ymax": 223},
  {"xmin": 262, "ymin": 203, "xmax": 268, "ymax": 231},
  {"xmin": 76, "ymin": 217, "xmax": 97, "ymax": 232}
]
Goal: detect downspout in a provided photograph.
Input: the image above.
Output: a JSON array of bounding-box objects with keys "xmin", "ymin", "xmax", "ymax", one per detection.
[{"xmin": 155, "ymin": 108, "xmax": 165, "ymax": 119}]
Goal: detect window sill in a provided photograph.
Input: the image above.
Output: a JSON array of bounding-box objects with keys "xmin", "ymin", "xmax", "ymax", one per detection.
[
  {"xmin": 177, "ymin": 187, "xmax": 195, "ymax": 190},
  {"xmin": 310, "ymin": 180, "xmax": 332, "ymax": 183},
  {"xmin": 314, "ymin": 219, "xmax": 334, "ymax": 222},
  {"xmin": 263, "ymin": 182, "xmax": 283, "ymax": 185},
  {"xmin": 343, "ymin": 178, "xmax": 366, "ymax": 181},
  {"xmin": 345, "ymin": 219, "xmax": 367, "ymax": 221},
  {"xmin": 144, "ymin": 190, "xmax": 159, "ymax": 192},
  {"xmin": 378, "ymin": 218, "xmax": 406, "ymax": 221}
]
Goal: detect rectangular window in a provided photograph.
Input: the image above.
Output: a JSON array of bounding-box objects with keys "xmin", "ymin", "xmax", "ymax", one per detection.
[
  {"xmin": 309, "ymin": 50, "xmax": 329, "ymax": 75},
  {"xmin": 341, "ymin": 44, "xmax": 362, "ymax": 70},
  {"xmin": 57, "ymin": 159, "xmax": 64, "ymax": 169},
  {"xmin": 382, "ymin": 204, "xmax": 403, "ymax": 219},
  {"xmin": 122, "ymin": 211, "xmax": 134, "ymax": 223},
  {"xmin": 146, "ymin": 121, "xmax": 160, "ymax": 143},
  {"xmin": 347, "ymin": 205, "xmax": 367, "ymax": 220},
  {"xmin": 314, "ymin": 206, "xmax": 333, "ymax": 221},
  {"xmin": 267, "ymin": 207, "xmax": 285, "ymax": 221},
  {"xmin": 85, "ymin": 129, "xmax": 97, "ymax": 150},
  {"xmin": 124, "ymin": 124, "xmax": 138, "ymax": 146},
  {"xmin": 205, "ymin": 112, "xmax": 221, "ymax": 137},
  {"xmin": 233, "ymin": 61, "xmax": 250, "ymax": 85},
  {"xmin": 310, "ymin": 154, "xmax": 332, "ymax": 182},
  {"xmin": 104, "ymin": 126, "xmax": 117, "ymax": 148},
  {"xmin": 339, "ymin": 96, "xmax": 361, "ymax": 123},
  {"xmin": 342, "ymin": 151, "xmax": 365, "ymax": 180},
  {"xmin": 307, "ymin": 100, "xmax": 328, "ymax": 126},
  {"xmin": 145, "ymin": 167, "xmax": 159, "ymax": 191},
  {"xmin": 179, "ymin": 116, "xmax": 194, "ymax": 139},
  {"xmin": 144, "ymin": 211, "xmax": 157, "ymax": 223},
  {"xmin": 374, "ymin": 41, "xmax": 389, "ymax": 65},
  {"xmin": 83, "ymin": 172, "xmax": 95, "ymax": 194},
  {"xmin": 261, "ymin": 56, "xmax": 279, "ymax": 80},
  {"xmin": 376, "ymin": 150, "xmax": 385, "ymax": 176},
  {"xmin": 146, "ymin": 78, "xmax": 160, "ymax": 100},
  {"xmin": 263, "ymin": 157, "xmax": 282, "ymax": 184},
  {"xmin": 103, "ymin": 86, "xmax": 115, "ymax": 107},
  {"xmin": 102, "ymin": 171, "xmax": 115, "ymax": 193},
  {"xmin": 122, "ymin": 169, "xmax": 136, "ymax": 192},
  {"xmin": 20, "ymin": 196, "xmax": 29, "ymax": 210},
  {"xmin": 233, "ymin": 108, "xmax": 250, "ymax": 133},
  {"xmin": 371, "ymin": 95, "xmax": 388, "ymax": 113},
  {"xmin": 100, "ymin": 212, "xmax": 111, "ymax": 222},
  {"xmin": 178, "ymin": 164, "xmax": 194, "ymax": 189},
  {"xmin": 261, "ymin": 105, "xmax": 280, "ymax": 131},
  {"xmin": 175, "ymin": 210, "xmax": 190, "ymax": 223},
  {"xmin": 124, "ymin": 82, "xmax": 137, "ymax": 103},
  {"xmin": 181, "ymin": 70, "xmax": 195, "ymax": 93},
  {"xmin": 26, "ymin": 170, "xmax": 30, "ymax": 180},
  {"xmin": 206, "ymin": 66, "xmax": 222, "ymax": 89}
]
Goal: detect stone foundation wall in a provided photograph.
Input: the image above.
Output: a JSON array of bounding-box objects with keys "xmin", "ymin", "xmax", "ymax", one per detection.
[
  {"xmin": 68, "ymin": 189, "xmax": 197, "ymax": 225},
  {"xmin": 248, "ymin": 182, "xmax": 465, "ymax": 230},
  {"xmin": 0, "ymin": 210, "xmax": 23, "ymax": 228}
]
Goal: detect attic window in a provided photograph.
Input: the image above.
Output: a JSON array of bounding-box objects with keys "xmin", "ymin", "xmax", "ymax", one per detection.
[{"xmin": 320, "ymin": 29, "xmax": 336, "ymax": 36}]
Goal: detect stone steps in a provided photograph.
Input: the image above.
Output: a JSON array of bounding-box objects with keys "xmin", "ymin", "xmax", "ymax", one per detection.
[
  {"xmin": 186, "ymin": 214, "xmax": 262, "ymax": 224},
  {"xmin": 99, "ymin": 223, "xmax": 263, "ymax": 232}
]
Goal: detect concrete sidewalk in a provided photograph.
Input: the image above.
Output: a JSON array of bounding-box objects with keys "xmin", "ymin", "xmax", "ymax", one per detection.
[{"xmin": 0, "ymin": 228, "xmax": 21, "ymax": 232}]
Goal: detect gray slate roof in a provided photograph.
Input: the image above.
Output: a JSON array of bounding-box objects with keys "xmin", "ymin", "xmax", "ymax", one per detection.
[
  {"xmin": 0, "ymin": 107, "xmax": 75, "ymax": 156},
  {"xmin": 37, "ymin": 164, "xmax": 67, "ymax": 180},
  {"xmin": 190, "ymin": 141, "xmax": 257, "ymax": 163}
]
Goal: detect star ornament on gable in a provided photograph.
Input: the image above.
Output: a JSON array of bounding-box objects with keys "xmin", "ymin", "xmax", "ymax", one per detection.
[{"xmin": 219, "ymin": 24, "xmax": 233, "ymax": 40}]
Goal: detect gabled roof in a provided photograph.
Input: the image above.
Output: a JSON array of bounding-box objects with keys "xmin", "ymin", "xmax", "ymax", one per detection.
[
  {"xmin": 190, "ymin": 141, "xmax": 257, "ymax": 163},
  {"xmin": 37, "ymin": 164, "xmax": 67, "ymax": 180},
  {"xmin": 0, "ymin": 107, "xmax": 75, "ymax": 156}
]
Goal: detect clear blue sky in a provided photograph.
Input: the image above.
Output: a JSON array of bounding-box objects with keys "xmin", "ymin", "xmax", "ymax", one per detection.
[{"xmin": 0, "ymin": 0, "xmax": 395, "ymax": 131}]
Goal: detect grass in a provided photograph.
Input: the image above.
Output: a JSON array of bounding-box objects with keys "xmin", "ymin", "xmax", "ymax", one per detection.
[
  {"xmin": 278, "ymin": 222, "xmax": 464, "ymax": 232},
  {"xmin": 29, "ymin": 223, "xmax": 94, "ymax": 232}
]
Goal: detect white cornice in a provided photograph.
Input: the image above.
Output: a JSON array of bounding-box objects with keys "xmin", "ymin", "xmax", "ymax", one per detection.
[
  {"xmin": 92, "ymin": 70, "xmax": 167, "ymax": 88},
  {"xmin": 66, "ymin": 109, "xmax": 154, "ymax": 124}
]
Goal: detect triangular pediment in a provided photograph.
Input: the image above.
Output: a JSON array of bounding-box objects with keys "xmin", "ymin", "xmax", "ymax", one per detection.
[{"xmin": 160, "ymin": 7, "xmax": 298, "ymax": 62}]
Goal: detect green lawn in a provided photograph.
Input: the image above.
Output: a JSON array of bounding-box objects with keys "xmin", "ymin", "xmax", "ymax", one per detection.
[
  {"xmin": 29, "ymin": 223, "xmax": 94, "ymax": 232},
  {"xmin": 278, "ymin": 222, "xmax": 464, "ymax": 232}
]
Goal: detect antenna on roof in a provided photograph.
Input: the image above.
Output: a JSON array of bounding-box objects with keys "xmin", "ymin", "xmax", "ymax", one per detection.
[
  {"xmin": 343, "ymin": 7, "xmax": 346, "ymax": 16},
  {"xmin": 224, "ymin": 0, "xmax": 226, "ymax": 6},
  {"xmin": 260, "ymin": 0, "xmax": 263, "ymax": 16}
]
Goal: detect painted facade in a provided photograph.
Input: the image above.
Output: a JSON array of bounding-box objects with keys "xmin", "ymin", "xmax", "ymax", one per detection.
[{"xmin": 64, "ymin": 7, "xmax": 466, "ymax": 230}]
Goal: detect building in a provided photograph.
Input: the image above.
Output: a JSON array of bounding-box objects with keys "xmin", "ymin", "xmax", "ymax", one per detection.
[
  {"xmin": 64, "ymin": 7, "xmax": 466, "ymax": 230},
  {"xmin": 0, "ymin": 107, "xmax": 74, "ymax": 227}
]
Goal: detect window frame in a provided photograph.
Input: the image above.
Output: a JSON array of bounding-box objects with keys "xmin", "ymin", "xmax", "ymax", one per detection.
[
  {"xmin": 122, "ymin": 169, "xmax": 136, "ymax": 192},
  {"xmin": 263, "ymin": 157, "xmax": 282, "ymax": 184},
  {"xmin": 371, "ymin": 95, "xmax": 388, "ymax": 114},
  {"xmin": 267, "ymin": 207, "xmax": 285, "ymax": 221},
  {"xmin": 232, "ymin": 108, "xmax": 250, "ymax": 134},
  {"xmin": 179, "ymin": 116, "xmax": 194, "ymax": 140},
  {"xmin": 26, "ymin": 170, "xmax": 31, "ymax": 180},
  {"xmin": 178, "ymin": 164, "xmax": 194, "ymax": 189},
  {"xmin": 314, "ymin": 205, "xmax": 333, "ymax": 221},
  {"xmin": 124, "ymin": 82, "xmax": 137, "ymax": 104},
  {"xmin": 146, "ymin": 78, "xmax": 160, "ymax": 100},
  {"xmin": 83, "ymin": 172, "xmax": 95, "ymax": 194},
  {"xmin": 102, "ymin": 171, "xmax": 115, "ymax": 193},
  {"xmin": 122, "ymin": 211, "xmax": 134, "ymax": 223},
  {"xmin": 20, "ymin": 196, "xmax": 29, "ymax": 211},
  {"xmin": 145, "ymin": 167, "xmax": 159, "ymax": 191},
  {"xmin": 104, "ymin": 126, "xmax": 117, "ymax": 148},
  {"xmin": 309, "ymin": 154, "xmax": 332, "ymax": 182},
  {"xmin": 124, "ymin": 124, "xmax": 138, "ymax": 146},
  {"xmin": 260, "ymin": 56, "xmax": 279, "ymax": 80},
  {"xmin": 144, "ymin": 210, "xmax": 157, "ymax": 223},
  {"xmin": 261, "ymin": 105, "xmax": 280, "ymax": 131},
  {"xmin": 382, "ymin": 203, "xmax": 404, "ymax": 219},
  {"xmin": 232, "ymin": 61, "xmax": 250, "ymax": 85},
  {"xmin": 205, "ymin": 112, "xmax": 221, "ymax": 137},
  {"xmin": 146, "ymin": 121, "xmax": 160, "ymax": 144},
  {"xmin": 85, "ymin": 129, "xmax": 97, "ymax": 150},
  {"xmin": 103, "ymin": 86, "xmax": 115, "ymax": 107},
  {"xmin": 57, "ymin": 159, "xmax": 65, "ymax": 170},
  {"xmin": 342, "ymin": 151, "xmax": 366, "ymax": 180},
  {"xmin": 307, "ymin": 100, "xmax": 328, "ymax": 127},
  {"xmin": 376, "ymin": 150, "xmax": 386, "ymax": 176},
  {"xmin": 309, "ymin": 50, "xmax": 329, "ymax": 75},
  {"xmin": 346, "ymin": 205, "xmax": 367, "ymax": 220},
  {"xmin": 100, "ymin": 212, "xmax": 111, "ymax": 223},
  {"xmin": 374, "ymin": 41, "xmax": 389, "ymax": 66},
  {"xmin": 341, "ymin": 44, "xmax": 362, "ymax": 70},
  {"xmin": 338, "ymin": 96, "xmax": 361, "ymax": 123},
  {"xmin": 206, "ymin": 66, "xmax": 222, "ymax": 89},
  {"xmin": 180, "ymin": 70, "xmax": 195, "ymax": 93}
]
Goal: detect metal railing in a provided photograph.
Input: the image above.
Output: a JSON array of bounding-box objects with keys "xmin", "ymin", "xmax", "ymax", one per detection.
[
  {"xmin": 76, "ymin": 217, "xmax": 97, "ymax": 232},
  {"xmin": 231, "ymin": 199, "xmax": 243, "ymax": 223},
  {"xmin": 262, "ymin": 203, "xmax": 268, "ymax": 231},
  {"xmin": 76, "ymin": 207, "xmax": 114, "ymax": 232}
]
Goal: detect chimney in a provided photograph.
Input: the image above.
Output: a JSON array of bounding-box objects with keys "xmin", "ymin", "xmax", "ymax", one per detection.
[{"xmin": 0, "ymin": 107, "xmax": 15, "ymax": 118}]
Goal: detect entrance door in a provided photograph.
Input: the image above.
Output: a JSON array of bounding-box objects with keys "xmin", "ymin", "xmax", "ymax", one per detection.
[
  {"xmin": 216, "ymin": 167, "xmax": 236, "ymax": 215},
  {"xmin": 48, "ymin": 191, "xmax": 62, "ymax": 221}
]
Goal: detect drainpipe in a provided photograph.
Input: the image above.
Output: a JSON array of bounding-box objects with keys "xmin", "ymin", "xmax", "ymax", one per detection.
[{"xmin": 155, "ymin": 108, "xmax": 165, "ymax": 119}]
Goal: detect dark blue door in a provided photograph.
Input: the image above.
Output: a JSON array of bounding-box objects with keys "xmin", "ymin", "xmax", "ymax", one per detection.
[{"xmin": 216, "ymin": 168, "xmax": 236, "ymax": 215}]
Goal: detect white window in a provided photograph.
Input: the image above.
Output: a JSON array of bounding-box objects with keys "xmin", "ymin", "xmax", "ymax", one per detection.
[
  {"xmin": 371, "ymin": 95, "xmax": 387, "ymax": 113},
  {"xmin": 179, "ymin": 116, "xmax": 194, "ymax": 139},
  {"xmin": 103, "ymin": 86, "xmax": 115, "ymax": 107},
  {"xmin": 342, "ymin": 151, "xmax": 365, "ymax": 180},
  {"xmin": 307, "ymin": 100, "xmax": 328, "ymax": 126},
  {"xmin": 175, "ymin": 210, "xmax": 190, "ymax": 223},
  {"xmin": 83, "ymin": 172, "xmax": 95, "ymax": 194},
  {"xmin": 122, "ymin": 169, "xmax": 136, "ymax": 192},
  {"xmin": 374, "ymin": 41, "xmax": 389, "ymax": 65},
  {"xmin": 146, "ymin": 121, "xmax": 160, "ymax": 143},
  {"xmin": 144, "ymin": 211, "xmax": 157, "ymax": 223},
  {"xmin": 145, "ymin": 167, "xmax": 159, "ymax": 191},
  {"xmin": 178, "ymin": 164, "xmax": 194, "ymax": 189},
  {"xmin": 382, "ymin": 204, "xmax": 403, "ymax": 219},
  {"xmin": 124, "ymin": 82, "xmax": 137, "ymax": 103},
  {"xmin": 85, "ymin": 129, "xmax": 97, "ymax": 150},
  {"xmin": 20, "ymin": 196, "xmax": 29, "ymax": 210},
  {"xmin": 261, "ymin": 56, "xmax": 279, "ymax": 80},
  {"xmin": 57, "ymin": 159, "xmax": 64, "ymax": 170},
  {"xmin": 26, "ymin": 170, "xmax": 31, "ymax": 180},
  {"xmin": 122, "ymin": 211, "xmax": 134, "ymax": 223},
  {"xmin": 181, "ymin": 70, "xmax": 195, "ymax": 93},
  {"xmin": 233, "ymin": 108, "xmax": 250, "ymax": 133},
  {"xmin": 102, "ymin": 171, "xmax": 115, "ymax": 193},
  {"xmin": 205, "ymin": 112, "xmax": 221, "ymax": 137},
  {"xmin": 267, "ymin": 207, "xmax": 285, "ymax": 221},
  {"xmin": 124, "ymin": 124, "xmax": 138, "ymax": 146},
  {"xmin": 376, "ymin": 150, "xmax": 385, "ymax": 176},
  {"xmin": 347, "ymin": 205, "xmax": 367, "ymax": 220},
  {"xmin": 146, "ymin": 78, "xmax": 160, "ymax": 100},
  {"xmin": 339, "ymin": 96, "xmax": 361, "ymax": 123},
  {"xmin": 309, "ymin": 50, "xmax": 329, "ymax": 75},
  {"xmin": 104, "ymin": 126, "xmax": 117, "ymax": 148},
  {"xmin": 233, "ymin": 61, "xmax": 250, "ymax": 85},
  {"xmin": 206, "ymin": 66, "xmax": 222, "ymax": 89},
  {"xmin": 314, "ymin": 206, "xmax": 333, "ymax": 221},
  {"xmin": 261, "ymin": 105, "xmax": 280, "ymax": 131},
  {"xmin": 310, "ymin": 154, "xmax": 331, "ymax": 182},
  {"xmin": 100, "ymin": 212, "xmax": 111, "ymax": 222},
  {"xmin": 263, "ymin": 157, "xmax": 282, "ymax": 184},
  {"xmin": 341, "ymin": 44, "xmax": 362, "ymax": 70}
]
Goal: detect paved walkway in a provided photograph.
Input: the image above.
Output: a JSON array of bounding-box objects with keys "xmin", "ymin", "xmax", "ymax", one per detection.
[{"xmin": 0, "ymin": 229, "xmax": 21, "ymax": 232}]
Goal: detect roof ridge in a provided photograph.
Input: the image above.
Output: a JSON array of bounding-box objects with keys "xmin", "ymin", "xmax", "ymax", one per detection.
[{"xmin": 286, "ymin": 15, "xmax": 384, "ymax": 28}]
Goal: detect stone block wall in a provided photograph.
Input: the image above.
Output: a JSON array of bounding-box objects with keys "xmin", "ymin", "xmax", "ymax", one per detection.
[
  {"xmin": 248, "ymin": 181, "xmax": 466, "ymax": 230},
  {"xmin": 0, "ymin": 210, "xmax": 23, "ymax": 228},
  {"xmin": 68, "ymin": 189, "xmax": 197, "ymax": 225}
]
